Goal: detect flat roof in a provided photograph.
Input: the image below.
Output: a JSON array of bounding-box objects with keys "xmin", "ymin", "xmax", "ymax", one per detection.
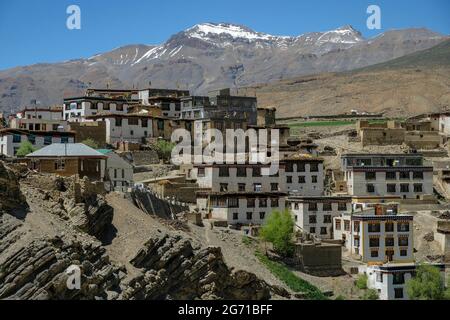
[
  {"xmin": 27, "ymin": 143, "xmax": 106, "ymax": 158},
  {"xmin": 0, "ymin": 128, "xmax": 75, "ymax": 136}
]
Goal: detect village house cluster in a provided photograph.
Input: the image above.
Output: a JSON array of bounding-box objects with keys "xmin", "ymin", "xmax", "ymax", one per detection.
[{"xmin": 1, "ymin": 87, "xmax": 449, "ymax": 300}]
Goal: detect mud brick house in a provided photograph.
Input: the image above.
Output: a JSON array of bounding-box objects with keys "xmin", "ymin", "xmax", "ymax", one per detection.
[
  {"xmin": 26, "ymin": 143, "xmax": 106, "ymax": 181},
  {"xmin": 9, "ymin": 106, "xmax": 68, "ymax": 132}
]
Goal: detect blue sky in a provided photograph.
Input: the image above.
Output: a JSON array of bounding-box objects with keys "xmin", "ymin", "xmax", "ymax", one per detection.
[{"xmin": 0, "ymin": 0, "xmax": 449, "ymax": 70}]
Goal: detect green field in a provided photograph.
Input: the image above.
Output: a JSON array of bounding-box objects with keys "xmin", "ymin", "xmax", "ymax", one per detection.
[{"xmin": 287, "ymin": 120, "xmax": 356, "ymax": 128}]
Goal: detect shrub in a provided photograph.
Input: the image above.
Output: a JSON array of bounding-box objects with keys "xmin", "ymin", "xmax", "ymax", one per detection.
[
  {"xmin": 362, "ymin": 289, "xmax": 379, "ymax": 300},
  {"xmin": 16, "ymin": 141, "xmax": 37, "ymax": 157},
  {"xmin": 259, "ymin": 209, "xmax": 295, "ymax": 257},
  {"xmin": 355, "ymin": 274, "xmax": 368, "ymax": 290},
  {"xmin": 81, "ymin": 138, "xmax": 99, "ymax": 149},
  {"xmin": 406, "ymin": 264, "xmax": 446, "ymax": 300}
]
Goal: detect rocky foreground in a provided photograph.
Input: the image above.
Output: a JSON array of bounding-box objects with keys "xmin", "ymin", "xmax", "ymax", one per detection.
[{"xmin": 0, "ymin": 162, "xmax": 284, "ymax": 300}]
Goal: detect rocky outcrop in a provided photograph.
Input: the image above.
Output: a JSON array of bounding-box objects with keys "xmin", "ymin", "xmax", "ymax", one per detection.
[
  {"xmin": 0, "ymin": 236, "xmax": 123, "ymax": 300},
  {"xmin": 0, "ymin": 162, "xmax": 26, "ymax": 213},
  {"xmin": 122, "ymin": 232, "xmax": 271, "ymax": 300},
  {"xmin": 22, "ymin": 173, "xmax": 113, "ymax": 239}
]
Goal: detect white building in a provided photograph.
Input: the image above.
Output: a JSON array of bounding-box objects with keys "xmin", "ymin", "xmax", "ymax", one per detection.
[
  {"xmin": 284, "ymin": 154, "xmax": 324, "ymax": 196},
  {"xmin": 84, "ymin": 114, "xmax": 153, "ymax": 144},
  {"xmin": 98, "ymin": 149, "xmax": 134, "ymax": 192},
  {"xmin": 333, "ymin": 203, "xmax": 414, "ymax": 263},
  {"xmin": 63, "ymin": 97, "xmax": 132, "ymax": 122},
  {"xmin": 0, "ymin": 129, "xmax": 75, "ymax": 157},
  {"xmin": 10, "ymin": 107, "xmax": 68, "ymax": 132},
  {"xmin": 288, "ymin": 196, "xmax": 351, "ymax": 239},
  {"xmin": 193, "ymin": 163, "xmax": 287, "ymax": 225},
  {"xmin": 341, "ymin": 153, "xmax": 433, "ymax": 199},
  {"xmin": 366, "ymin": 263, "xmax": 446, "ymax": 300}
]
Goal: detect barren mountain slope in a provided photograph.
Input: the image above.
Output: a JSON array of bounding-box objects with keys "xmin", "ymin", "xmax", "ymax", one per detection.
[{"xmin": 240, "ymin": 40, "xmax": 450, "ymax": 118}]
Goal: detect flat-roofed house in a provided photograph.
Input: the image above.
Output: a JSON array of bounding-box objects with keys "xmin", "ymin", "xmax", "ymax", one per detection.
[
  {"xmin": 27, "ymin": 143, "xmax": 106, "ymax": 181},
  {"xmin": 341, "ymin": 153, "xmax": 433, "ymax": 199},
  {"xmin": 97, "ymin": 149, "xmax": 133, "ymax": 192}
]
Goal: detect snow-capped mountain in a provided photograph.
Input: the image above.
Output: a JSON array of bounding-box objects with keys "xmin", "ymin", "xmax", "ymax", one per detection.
[{"xmin": 0, "ymin": 23, "xmax": 447, "ymax": 111}]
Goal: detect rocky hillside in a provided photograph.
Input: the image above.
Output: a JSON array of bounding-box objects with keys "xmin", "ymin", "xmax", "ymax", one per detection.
[
  {"xmin": 0, "ymin": 23, "xmax": 447, "ymax": 112},
  {"xmin": 0, "ymin": 162, "xmax": 288, "ymax": 300},
  {"xmin": 239, "ymin": 39, "xmax": 450, "ymax": 118}
]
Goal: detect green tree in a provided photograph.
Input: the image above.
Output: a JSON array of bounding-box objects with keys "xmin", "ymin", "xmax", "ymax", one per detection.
[
  {"xmin": 16, "ymin": 140, "xmax": 37, "ymax": 157},
  {"xmin": 82, "ymin": 138, "xmax": 99, "ymax": 149},
  {"xmin": 155, "ymin": 139, "xmax": 176, "ymax": 162},
  {"xmin": 355, "ymin": 274, "xmax": 368, "ymax": 290},
  {"xmin": 260, "ymin": 209, "xmax": 295, "ymax": 257},
  {"xmin": 362, "ymin": 289, "xmax": 379, "ymax": 300},
  {"xmin": 406, "ymin": 265, "xmax": 445, "ymax": 300}
]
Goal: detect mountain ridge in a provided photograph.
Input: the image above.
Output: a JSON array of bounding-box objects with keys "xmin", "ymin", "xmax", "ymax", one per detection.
[{"xmin": 0, "ymin": 22, "xmax": 448, "ymax": 113}]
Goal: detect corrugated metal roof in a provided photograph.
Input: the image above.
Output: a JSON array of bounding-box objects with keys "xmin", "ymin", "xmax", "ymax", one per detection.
[{"xmin": 27, "ymin": 143, "xmax": 105, "ymax": 157}]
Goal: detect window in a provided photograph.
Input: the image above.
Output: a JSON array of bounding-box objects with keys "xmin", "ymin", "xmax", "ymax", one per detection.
[
  {"xmin": 54, "ymin": 159, "xmax": 65, "ymax": 171},
  {"xmin": 91, "ymin": 103, "xmax": 98, "ymax": 110},
  {"xmin": 400, "ymin": 249, "xmax": 408, "ymax": 256},
  {"xmin": 233, "ymin": 212, "xmax": 239, "ymax": 220},
  {"xmin": 254, "ymin": 183, "xmax": 262, "ymax": 192},
  {"xmin": 394, "ymin": 288, "xmax": 404, "ymax": 299},
  {"xmin": 259, "ymin": 198, "xmax": 267, "ymax": 208},
  {"xmin": 309, "ymin": 227, "xmax": 316, "ymax": 234},
  {"xmin": 198, "ymin": 168, "xmax": 205, "ymax": 177},
  {"xmin": 323, "ymin": 215, "xmax": 332, "ymax": 223},
  {"xmin": 354, "ymin": 221, "xmax": 360, "ymax": 232},
  {"xmin": 376, "ymin": 272, "xmax": 383, "ymax": 283},
  {"xmin": 270, "ymin": 198, "xmax": 279, "ymax": 207},
  {"xmin": 252, "ymin": 167, "xmax": 261, "ymax": 177},
  {"xmin": 228, "ymin": 198, "xmax": 239, "ymax": 208},
  {"xmin": 371, "ymin": 250, "xmax": 379, "ymax": 257},
  {"xmin": 354, "ymin": 237, "xmax": 360, "ymax": 247},
  {"xmin": 335, "ymin": 220, "xmax": 341, "ymax": 230},
  {"xmin": 414, "ymin": 184, "xmax": 423, "ymax": 193},
  {"xmin": 338, "ymin": 202, "xmax": 347, "ymax": 211},
  {"xmin": 398, "ymin": 222, "xmax": 410, "ymax": 232},
  {"xmin": 387, "ymin": 184, "xmax": 396, "ymax": 193},
  {"xmin": 309, "ymin": 216, "xmax": 317, "ymax": 224},
  {"xmin": 368, "ymin": 223, "xmax": 381, "ymax": 233},
  {"xmin": 236, "ymin": 167, "xmax": 247, "ymax": 177},
  {"xmin": 311, "ymin": 176, "xmax": 318, "ymax": 183},
  {"xmin": 247, "ymin": 198, "xmax": 255, "ymax": 208},
  {"xmin": 116, "ymin": 118, "xmax": 122, "ymax": 127},
  {"xmin": 28, "ymin": 135, "xmax": 36, "ymax": 144},
  {"xmin": 365, "ymin": 172, "xmax": 376, "ymax": 180},
  {"xmin": 141, "ymin": 119, "xmax": 148, "ymax": 127},
  {"xmin": 114, "ymin": 169, "xmax": 117, "ymax": 179},
  {"xmin": 308, "ymin": 203, "xmax": 318, "ymax": 211},
  {"xmin": 61, "ymin": 136, "xmax": 69, "ymax": 144},
  {"xmin": 259, "ymin": 212, "xmax": 265, "ymax": 220},
  {"xmin": 298, "ymin": 176, "xmax": 305, "ymax": 183},
  {"xmin": 322, "ymin": 202, "xmax": 332, "ymax": 211},
  {"xmin": 271, "ymin": 183, "xmax": 279, "ymax": 191},
  {"xmin": 128, "ymin": 118, "xmax": 138, "ymax": 126},
  {"xmin": 344, "ymin": 220, "xmax": 350, "ymax": 231},
  {"xmin": 294, "ymin": 203, "xmax": 299, "ymax": 210},
  {"xmin": 116, "ymin": 104, "xmax": 123, "ymax": 111},
  {"xmin": 385, "ymin": 222, "xmax": 394, "ymax": 232},
  {"xmin": 413, "ymin": 171, "xmax": 424, "ymax": 179},
  {"xmin": 238, "ymin": 183, "xmax": 246, "ymax": 192},
  {"xmin": 400, "ymin": 183, "xmax": 409, "ymax": 193},
  {"xmin": 122, "ymin": 169, "xmax": 125, "ymax": 179},
  {"xmin": 286, "ymin": 162, "xmax": 294, "ymax": 172},
  {"xmin": 297, "ymin": 162, "xmax": 306, "ymax": 172},
  {"xmin": 220, "ymin": 183, "xmax": 228, "ymax": 192},
  {"xmin": 287, "ymin": 176, "xmax": 292, "ymax": 183},
  {"xmin": 400, "ymin": 171, "xmax": 410, "ymax": 180},
  {"xmin": 320, "ymin": 227, "xmax": 327, "ymax": 235},
  {"xmin": 219, "ymin": 167, "xmax": 229, "ymax": 177},
  {"xmin": 246, "ymin": 212, "xmax": 252, "ymax": 220},
  {"xmin": 13, "ymin": 134, "xmax": 21, "ymax": 143},
  {"xmin": 366, "ymin": 184, "xmax": 375, "ymax": 193},
  {"xmin": 398, "ymin": 237, "xmax": 409, "ymax": 246},
  {"xmin": 386, "ymin": 171, "xmax": 396, "ymax": 180},
  {"xmin": 385, "ymin": 237, "xmax": 394, "ymax": 247},
  {"xmin": 130, "ymin": 130, "xmax": 134, "ymax": 136},
  {"xmin": 393, "ymin": 273, "xmax": 405, "ymax": 285},
  {"xmin": 310, "ymin": 163, "xmax": 319, "ymax": 172},
  {"xmin": 44, "ymin": 136, "xmax": 52, "ymax": 145},
  {"xmin": 369, "ymin": 238, "xmax": 380, "ymax": 247}
]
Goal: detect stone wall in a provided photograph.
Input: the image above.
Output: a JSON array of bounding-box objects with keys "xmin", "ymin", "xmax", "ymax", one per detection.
[{"xmin": 294, "ymin": 242, "xmax": 343, "ymax": 276}]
